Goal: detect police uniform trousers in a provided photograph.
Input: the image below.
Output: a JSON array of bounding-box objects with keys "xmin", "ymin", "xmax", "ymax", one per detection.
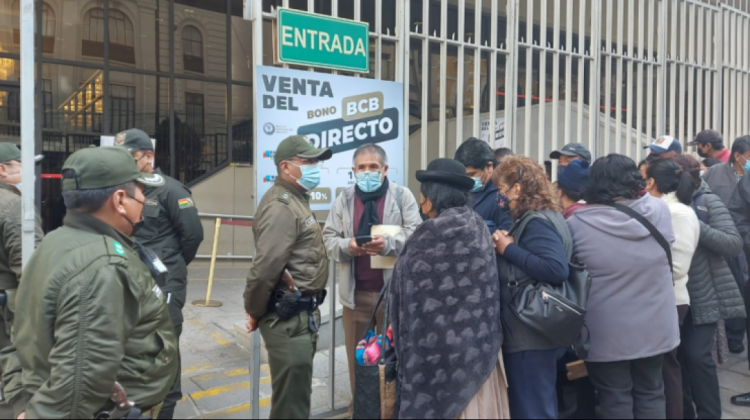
[
  {"xmin": 157, "ymin": 323, "xmax": 182, "ymax": 419},
  {"xmin": 0, "ymin": 292, "xmax": 13, "ymax": 420},
  {"xmin": 259, "ymin": 309, "xmax": 320, "ymax": 420}
]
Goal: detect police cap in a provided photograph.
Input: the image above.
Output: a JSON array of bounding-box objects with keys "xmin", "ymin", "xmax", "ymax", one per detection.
[
  {"xmin": 274, "ymin": 135, "xmax": 333, "ymax": 165},
  {"xmin": 115, "ymin": 129, "xmax": 154, "ymax": 154},
  {"xmin": 62, "ymin": 146, "xmax": 165, "ymax": 191}
]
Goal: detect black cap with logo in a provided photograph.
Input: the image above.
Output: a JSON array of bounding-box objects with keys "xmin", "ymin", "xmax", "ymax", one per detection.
[
  {"xmin": 62, "ymin": 146, "xmax": 165, "ymax": 191},
  {"xmin": 550, "ymin": 143, "xmax": 592, "ymax": 162}
]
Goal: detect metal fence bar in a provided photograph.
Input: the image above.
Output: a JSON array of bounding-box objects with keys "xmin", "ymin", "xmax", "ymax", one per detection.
[
  {"xmin": 576, "ymin": 0, "xmax": 587, "ymax": 146},
  {"xmin": 439, "ymin": 0, "xmax": 448, "ymax": 157},
  {"xmin": 696, "ymin": 6, "xmax": 705, "ymax": 138},
  {"xmin": 636, "ymin": 0, "xmax": 646, "ymax": 162},
  {"xmin": 564, "ymin": 0, "xmax": 574, "ymax": 148},
  {"xmin": 551, "ymin": 0, "xmax": 561, "ymax": 177},
  {"xmin": 615, "ymin": 0, "xmax": 625, "ymax": 154},
  {"xmin": 488, "ymin": 0, "xmax": 498, "ymax": 154},
  {"xmin": 455, "ymin": 0, "xmax": 466, "ymax": 150},
  {"xmin": 421, "ymin": 0, "xmax": 429, "ymax": 170},
  {"xmin": 524, "ymin": 0, "xmax": 533, "ymax": 158},
  {"xmin": 679, "ymin": 2, "xmax": 687, "ymax": 145},
  {"xmin": 589, "ymin": 0, "xmax": 602, "ymax": 157},
  {"xmin": 682, "ymin": 3, "xmax": 700, "ymax": 146},
  {"xmin": 626, "ymin": 0, "xmax": 636, "ymax": 157},
  {"xmin": 604, "ymin": 1, "xmax": 613, "ymax": 155},
  {"xmin": 538, "ymin": 0, "xmax": 548, "ymax": 163},
  {"xmin": 472, "ymin": 0, "xmax": 482, "ymax": 139}
]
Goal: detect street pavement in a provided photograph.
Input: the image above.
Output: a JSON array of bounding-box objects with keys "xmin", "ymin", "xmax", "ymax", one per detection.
[
  {"xmin": 175, "ymin": 267, "xmax": 350, "ymax": 419},
  {"xmin": 177, "ymin": 267, "xmax": 750, "ymax": 419}
]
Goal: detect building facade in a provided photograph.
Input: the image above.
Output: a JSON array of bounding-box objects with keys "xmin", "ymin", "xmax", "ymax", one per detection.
[{"xmin": 2, "ymin": 0, "xmax": 750, "ymax": 231}]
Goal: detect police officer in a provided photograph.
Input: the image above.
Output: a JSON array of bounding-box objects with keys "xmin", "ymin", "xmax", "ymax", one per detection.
[
  {"xmin": 0, "ymin": 147, "xmax": 179, "ymax": 419},
  {"xmin": 245, "ymin": 136, "xmax": 332, "ymax": 419},
  {"xmin": 114, "ymin": 128, "xmax": 204, "ymax": 419},
  {"xmin": 0, "ymin": 143, "xmax": 43, "ymax": 349}
]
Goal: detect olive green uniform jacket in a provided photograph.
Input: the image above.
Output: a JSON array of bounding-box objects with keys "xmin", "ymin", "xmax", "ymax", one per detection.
[
  {"xmin": 244, "ymin": 179, "xmax": 329, "ymax": 319},
  {"xmin": 0, "ymin": 211, "xmax": 179, "ymax": 419},
  {"xmin": 0, "ymin": 181, "xmax": 43, "ymax": 291}
]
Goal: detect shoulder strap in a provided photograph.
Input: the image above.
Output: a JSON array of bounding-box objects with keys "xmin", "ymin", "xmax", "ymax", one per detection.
[
  {"xmin": 609, "ymin": 203, "xmax": 673, "ymax": 273},
  {"xmin": 395, "ymin": 185, "xmax": 403, "ymax": 215}
]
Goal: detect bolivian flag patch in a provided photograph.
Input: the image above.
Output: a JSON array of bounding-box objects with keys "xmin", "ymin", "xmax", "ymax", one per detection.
[{"xmin": 178, "ymin": 198, "xmax": 195, "ymax": 209}]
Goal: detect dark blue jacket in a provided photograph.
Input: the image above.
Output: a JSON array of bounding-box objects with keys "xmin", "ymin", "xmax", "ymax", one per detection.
[
  {"xmin": 503, "ymin": 218, "xmax": 569, "ymax": 286},
  {"xmin": 472, "ymin": 182, "xmax": 513, "ymax": 232}
]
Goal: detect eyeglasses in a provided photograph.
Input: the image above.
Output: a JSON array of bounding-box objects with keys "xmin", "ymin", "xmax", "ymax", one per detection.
[{"xmin": 126, "ymin": 194, "xmax": 146, "ymax": 206}]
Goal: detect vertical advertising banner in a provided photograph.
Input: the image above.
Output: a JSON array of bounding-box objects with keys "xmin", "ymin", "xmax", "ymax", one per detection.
[{"xmin": 256, "ymin": 66, "xmax": 405, "ymax": 211}]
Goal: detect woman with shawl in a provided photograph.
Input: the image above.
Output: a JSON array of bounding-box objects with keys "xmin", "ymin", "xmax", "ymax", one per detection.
[{"xmin": 389, "ymin": 158, "xmax": 509, "ymax": 419}]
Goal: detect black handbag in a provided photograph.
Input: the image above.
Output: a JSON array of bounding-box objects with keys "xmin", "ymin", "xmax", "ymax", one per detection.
[
  {"xmin": 353, "ymin": 285, "xmax": 397, "ymax": 420},
  {"xmin": 508, "ymin": 213, "xmax": 592, "ymax": 353}
]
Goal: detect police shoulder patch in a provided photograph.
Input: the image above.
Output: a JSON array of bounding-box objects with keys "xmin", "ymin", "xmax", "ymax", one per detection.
[
  {"xmin": 178, "ymin": 198, "xmax": 195, "ymax": 209},
  {"xmin": 277, "ymin": 192, "xmax": 291, "ymax": 204},
  {"xmin": 113, "ymin": 241, "xmax": 126, "ymax": 256}
]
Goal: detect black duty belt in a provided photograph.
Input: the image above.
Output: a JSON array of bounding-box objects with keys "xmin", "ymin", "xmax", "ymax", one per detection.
[{"xmin": 267, "ymin": 290, "xmax": 327, "ymax": 333}]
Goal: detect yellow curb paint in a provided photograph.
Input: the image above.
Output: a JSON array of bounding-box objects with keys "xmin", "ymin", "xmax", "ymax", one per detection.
[
  {"xmin": 185, "ymin": 318, "xmax": 232, "ymax": 347},
  {"xmin": 203, "ymin": 400, "xmax": 271, "ymax": 419},
  {"xmin": 181, "ymin": 364, "xmax": 213, "ymax": 375},
  {"xmin": 191, "ymin": 382, "xmax": 250, "ymax": 400}
]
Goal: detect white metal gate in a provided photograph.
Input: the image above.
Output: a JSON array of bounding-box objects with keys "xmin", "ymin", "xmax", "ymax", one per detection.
[{"xmin": 246, "ymin": 1, "xmax": 750, "ymax": 417}]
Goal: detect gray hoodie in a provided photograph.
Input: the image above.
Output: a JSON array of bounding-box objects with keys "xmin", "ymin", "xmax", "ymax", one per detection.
[{"xmin": 567, "ymin": 194, "xmax": 680, "ymax": 363}]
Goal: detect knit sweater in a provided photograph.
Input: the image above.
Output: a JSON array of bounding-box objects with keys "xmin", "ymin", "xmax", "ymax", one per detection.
[{"xmin": 661, "ymin": 192, "xmax": 701, "ymax": 307}]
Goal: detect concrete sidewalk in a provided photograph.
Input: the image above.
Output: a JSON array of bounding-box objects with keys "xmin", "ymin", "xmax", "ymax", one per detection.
[
  {"xmin": 177, "ymin": 268, "xmax": 750, "ymax": 419},
  {"xmin": 175, "ymin": 268, "xmax": 350, "ymax": 419}
]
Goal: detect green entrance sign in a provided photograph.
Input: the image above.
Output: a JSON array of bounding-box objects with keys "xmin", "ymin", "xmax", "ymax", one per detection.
[{"xmin": 276, "ymin": 8, "xmax": 370, "ymax": 73}]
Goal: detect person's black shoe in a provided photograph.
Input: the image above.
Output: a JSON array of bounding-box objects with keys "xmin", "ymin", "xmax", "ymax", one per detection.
[
  {"xmin": 729, "ymin": 341, "xmax": 746, "ymax": 354},
  {"xmin": 731, "ymin": 393, "xmax": 750, "ymax": 407}
]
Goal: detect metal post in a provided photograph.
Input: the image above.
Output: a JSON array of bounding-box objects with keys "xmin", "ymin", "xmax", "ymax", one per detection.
[
  {"xmin": 20, "ymin": 0, "xmax": 35, "ymax": 268},
  {"xmin": 327, "ymin": 263, "xmax": 336, "ymax": 410},
  {"xmin": 250, "ymin": 1, "xmax": 264, "ymax": 418},
  {"xmin": 251, "ymin": 328, "xmax": 262, "ymax": 420}
]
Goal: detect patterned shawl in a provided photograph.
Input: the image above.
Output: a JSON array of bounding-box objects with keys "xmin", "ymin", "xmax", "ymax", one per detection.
[{"xmin": 389, "ymin": 206, "xmax": 502, "ymax": 419}]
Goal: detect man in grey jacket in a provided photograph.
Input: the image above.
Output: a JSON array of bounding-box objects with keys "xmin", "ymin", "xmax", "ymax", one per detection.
[
  {"xmin": 322, "ymin": 144, "xmax": 421, "ymax": 414},
  {"xmin": 706, "ymin": 136, "xmax": 750, "ymax": 354}
]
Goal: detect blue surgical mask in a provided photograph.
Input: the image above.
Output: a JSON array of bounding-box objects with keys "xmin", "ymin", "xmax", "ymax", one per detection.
[
  {"xmin": 743, "ymin": 157, "xmax": 750, "ymax": 173},
  {"xmin": 356, "ymin": 171, "xmax": 383, "ymax": 193},
  {"xmin": 471, "ymin": 177, "xmax": 484, "ymax": 193},
  {"xmin": 290, "ymin": 163, "xmax": 322, "ymax": 191}
]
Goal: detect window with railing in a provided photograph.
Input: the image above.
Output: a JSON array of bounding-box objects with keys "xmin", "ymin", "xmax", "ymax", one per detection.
[
  {"xmin": 110, "ymin": 85, "xmax": 136, "ymax": 133},
  {"xmin": 82, "ymin": 8, "xmax": 135, "ymax": 64},
  {"xmin": 182, "ymin": 26, "xmax": 204, "ymax": 74},
  {"xmin": 185, "ymin": 92, "xmax": 205, "ymax": 135},
  {"xmin": 11, "ymin": 1, "xmax": 55, "ymax": 53}
]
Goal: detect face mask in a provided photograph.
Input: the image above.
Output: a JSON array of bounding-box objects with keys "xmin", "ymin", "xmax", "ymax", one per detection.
[
  {"xmin": 700, "ymin": 170, "xmax": 705, "ymax": 178},
  {"xmin": 697, "ymin": 148, "xmax": 708, "ymax": 158},
  {"xmin": 497, "ymin": 192, "xmax": 511, "ymax": 211},
  {"xmin": 289, "ymin": 163, "xmax": 322, "ymax": 191},
  {"xmin": 471, "ymin": 177, "xmax": 484, "ymax": 193},
  {"xmin": 124, "ymin": 195, "xmax": 146, "ymax": 236},
  {"xmin": 356, "ymin": 171, "xmax": 383, "ymax": 193},
  {"xmin": 742, "ymin": 157, "xmax": 750, "ymax": 173}
]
